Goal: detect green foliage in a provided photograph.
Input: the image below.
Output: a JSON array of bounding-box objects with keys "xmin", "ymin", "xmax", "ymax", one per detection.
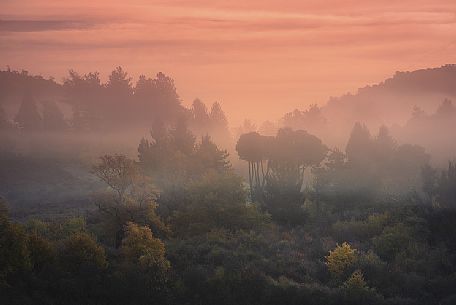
[
  {"xmin": 171, "ymin": 172, "xmax": 270, "ymax": 236},
  {"xmin": 332, "ymin": 213, "xmax": 389, "ymax": 242},
  {"xmin": 0, "ymin": 217, "xmax": 30, "ymax": 284},
  {"xmin": 28, "ymin": 233, "xmax": 56, "ymax": 271},
  {"xmin": 373, "ymin": 224, "xmax": 414, "ymax": 261},
  {"xmin": 91, "ymin": 154, "xmax": 167, "ymax": 247},
  {"xmin": 432, "ymin": 162, "xmax": 456, "ymax": 208},
  {"xmin": 58, "ymin": 232, "xmax": 107, "ymax": 273}
]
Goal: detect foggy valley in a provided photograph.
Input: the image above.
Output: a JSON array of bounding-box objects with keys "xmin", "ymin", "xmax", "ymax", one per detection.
[{"xmin": 1, "ymin": 1, "xmax": 456, "ymax": 304}]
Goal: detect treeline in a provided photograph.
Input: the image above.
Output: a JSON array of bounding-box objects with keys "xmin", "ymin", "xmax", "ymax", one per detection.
[
  {"xmin": 2, "ymin": 122, "xmax": 456, "ymax": 305},
  {"xmin": 0, "ymin": 68, "xmax": 230, "ymax": 143},
  {"xmin": 237, "ymin": 123, "xmax": 430, "ymax": 223}
]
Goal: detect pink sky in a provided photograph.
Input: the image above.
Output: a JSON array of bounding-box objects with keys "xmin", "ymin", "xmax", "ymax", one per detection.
[{"xmin": 1, "ymin": 0, "xmax": 456, "ymax": 125}]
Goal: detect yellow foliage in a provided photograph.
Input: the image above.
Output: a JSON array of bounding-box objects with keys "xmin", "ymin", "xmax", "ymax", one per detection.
[
  {"xmin": 121, "ymin": 222, "xmax": 170, "ymax": 270},
  {"xmin": 343, "ymin": 269, "xmax": 368, "ymax": 290},
  {"xmin": 325, "ymin": 242, "xmax": 357, "ymax": 275}
]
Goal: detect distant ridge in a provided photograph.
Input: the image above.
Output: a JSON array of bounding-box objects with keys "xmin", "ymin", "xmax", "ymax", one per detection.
[{"xmin": 321, "ymin": 64, "xmax": 456, "ymax": 133}]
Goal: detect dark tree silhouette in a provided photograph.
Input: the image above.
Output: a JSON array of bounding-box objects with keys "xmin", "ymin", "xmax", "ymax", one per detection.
[
  {"xmin": 193, "ymin": 135, "xmax": 231, "ymax": 176},
  {"xmin": 237, "ymin": 128, "xmax": 327, "ymax": 206},
  {"xmin": 134, "ymin": 72, "xmax": 184, "ymax": 124},
  {"xmin": 281, "ymin": 104, "xmax": 327, "ymax": 135},
  {"xmin": 64, "ymin": 70, "xmax": 104, "ymax": 130},
  {"xmin": 209, "ymin": 101, "xmax": 230, "ymax": 140},
  {"xmin": 236, "ymin": 132, "xmax": 268, "ymax": 201},
  {"xmin": 345, "ymin": 122, "xmax": 372, "ymax": 166},
  {"xmin": 107, "ymin": 66, "xmax": 133, "ymax": 97}
]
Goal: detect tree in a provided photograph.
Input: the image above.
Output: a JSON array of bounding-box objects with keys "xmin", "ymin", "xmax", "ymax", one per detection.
[
  {"xmin": 312, "ymin": 148, "xmax": 347, "ymax": 197},
  {"xmin": 422, "ymin": 164, "xmax": 438, "ymax": 203},
  {"xmin": 236, "ymin": 128, "xmax": 327, "ymax": 221},
  {"xmin": 210, "ymin": 102, "xmax": 228, "ymax": 127},
  {"xmin": 42, "ymin": 100, "xmax": 67, "ymax": 131},
  {"xmin": 209, "ymin": 101, "xmax": 230, "ymax": 141},
  {"xmin": 325, "ymin": 242, "xmax": 357, "ymax": 276},
  {"xmin": 191, "ymin": 98, "xmax": 211, "ymax": 136},
  {"xmin": 115, "ymin": 222, "xmax": 171, "ymax": 305},
  {"xmin": 27, "ymin": 233, "xmax": 55, "ymax": 272},
  {"xmin": 268, "ymin": 128, "xmax": 327, "ymax": 191},
  {"xmin": 169, "ymin": 119, "xmax": 196, "ymax": 156},
  {"xmin": 372, "ymin": 224, "xmax": 413, "ymax": 260},
  {"xmin": 15, "ymin": 93, "xmax": 42, "ymax": 130},
  {"xmin": 345, "ymin": 122, "xmax": 372, "ymax": 166},
  {"xmin": 138, "ymin": 121, "xmax": 232, "ymax": 187},
  {"xmin": 434, "ymin": 161, "xmax": 456, "ymax": 208},
  {"xmin": 236, "ymin": 132, "xmax": 269, "ymax": 201},
  {"xmin": 0, "ymin": 199, "xmax": 30, "ymax": 284},
  {"xmin": 64, "ymin": 70, "xmax": 104, "ymax": 130},
  {"xmin": 134, "ymin": 72, "xmax": 183, "ymax": 124},
  {"xmin": 105, "ymin": 66, "xmax": 133, "ymax": 123},
  {"xmin": 92, "ymin": 154, "xmax": 166, "ymax": 247},
  {"xmin": 374, "ymin": 126, "xmax": 396, "ymax": 159},
  {"xmin": 193, "ymin": 135, "xmax": 231, "ymax": 176},
  {"xmin": 281, "ymin": 104, "xmax": 326, "ymax": 134},
  {"xmin": 106, "ymin": 66, "xmax": 133, "ymax": 97},
  {"xmin": 92, "ymin": 154, "xmax": 141, "ymax": 205},
  {"xmin": 138, "ymin": 120, "xmax": 196, "ymax": 188},
  {"xmin": 339, "ymin": 269, "xmax": 382, "ymax": 305},
  {"xmin": 343, "ymin": 269, "xmax": 368, "ymax": 290},
  {"xmin": 59, "ymin": 232, "xmax": 107, "ymax": 273},
  {"xmin": 170, "ymin": 171, "xmax": 270, "ymax": 237},
  {"xmin": 121, "ymin": 222, "xmax": 169, "ymax": 270}
]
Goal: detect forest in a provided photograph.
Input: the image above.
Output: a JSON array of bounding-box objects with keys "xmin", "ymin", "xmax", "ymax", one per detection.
[{"xmin": 1, "ymin": 66, "xmax": 456, "ymax": 305}]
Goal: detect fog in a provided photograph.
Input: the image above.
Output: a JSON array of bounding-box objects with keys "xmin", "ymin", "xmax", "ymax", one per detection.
[{"xmin": 2, "ymin": 64, "xmax": 456, "ymax": 304}]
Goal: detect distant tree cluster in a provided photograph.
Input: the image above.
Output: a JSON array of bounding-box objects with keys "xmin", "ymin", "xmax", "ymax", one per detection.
[
  {"xmin": 0, "ymin": 197, "xmax": 171, "ymax": 305},
  {"xmin": 395, "ymin": 99, "xmax": 456, "ymax": 162},
  {"xmin": 235, "ymin": 123, "xmax": 433, "ymax": 224},
  {"xmin": 190, "ymin": 99, "xmax": 230, "ymax": 142},
  {"xmin": 281, "ymin": 104, "xmax": 327, "ymax": 136},
  {"xmin": 314, "ymin": 123, "xmax": 430, "ymax": 205},
  {"xmin": 0, "ymin": 68, "xmax": 231, "ymax": 144},
  {"xmin": 138, "ymin": 121, "xmax": 231, "ymax": 186},
  {"xmin": 12, "ymin": 94, "xmax": 67, "ymax": 131},
  {"xmin": 422, "ymin": 161, "xmax": 456, "ymax": 209},
  {"xmin": 64, "ymin": 68, "xmax": 184, "ymax": 131},
  {"xmin": 236, "ymin": 128, "xmax": 327, "ymax": 223}
]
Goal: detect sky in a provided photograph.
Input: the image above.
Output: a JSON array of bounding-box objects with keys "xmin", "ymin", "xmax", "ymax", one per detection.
[{"xmin": 1, "ymin": 0, "xmax": 456, "ymax": 125}]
